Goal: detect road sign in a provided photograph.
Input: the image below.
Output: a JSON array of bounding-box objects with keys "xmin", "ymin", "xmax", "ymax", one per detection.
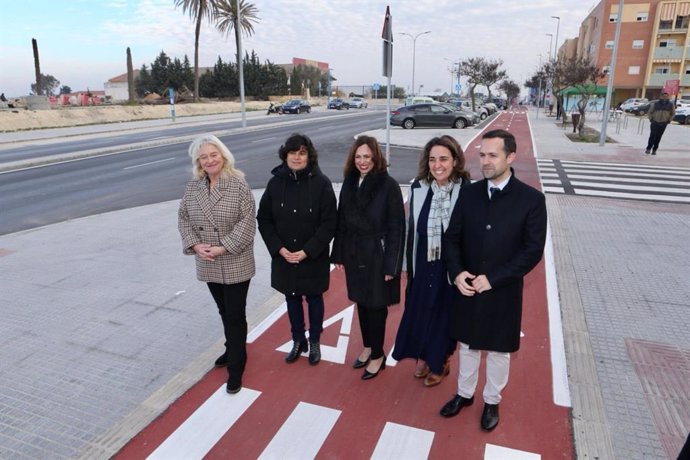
[{"xmin": 372, "ymin": 83, "xmax": 381, "ymax": 91}]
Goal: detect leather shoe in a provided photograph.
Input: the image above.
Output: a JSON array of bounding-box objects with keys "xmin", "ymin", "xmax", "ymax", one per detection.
[
  {"xmin": 308, "ymin": 341, "xmax": 321, "ymax": 365},
  {"xmin": 362, "ymin": 357, "xmax": 386, "ymax": 380},
  {"xmin": 424, "ymin": 362, "xmax": 450, "ymax": 387},
  {"xmin": 214, "ymin": 353, "xmax": 228, "ymax": 367},
  {"xmin": 414, "ymin": 362, "xmax": 430, "ymax": 378},
  {"xmin": 285, "ymin": 340, "xmax": 308, "ymax": 363},
  {"xmin": 352, "ymin": 354, "xmax": 371, "ymax": 369},
  {"xmin": 440, "ymin": 394, "xmax": 474, "ymax": 417},
  {"xmin": 226, "ymin": 375, "xmax": 242, "ymax": 394},
  {"xmin": 481, "ymin": 403, "xmax": 499, "ymax": 431}
]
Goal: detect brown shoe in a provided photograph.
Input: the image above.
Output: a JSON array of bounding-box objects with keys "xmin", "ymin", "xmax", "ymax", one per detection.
[
  {"xmin": 414, "ymin": 362, "xmax": 430, "ymax": 378},
  {"xmin": 424, "ymin": 362, "xmax": 450, "ymax": 387}
]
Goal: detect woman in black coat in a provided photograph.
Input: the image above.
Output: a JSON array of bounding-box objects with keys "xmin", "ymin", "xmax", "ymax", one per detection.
[
  {"xmin": 257, "ymin": 133, "xmax": 337, "ymax": 365},
  {"xmin": 331, "ymin": 135, "xmax": 405, "ymax": 380}
]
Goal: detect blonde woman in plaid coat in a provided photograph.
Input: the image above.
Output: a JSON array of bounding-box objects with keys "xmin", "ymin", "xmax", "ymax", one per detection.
[{"xmin": 178, "ymin": 134, "xmax": 256, "ymax": 394}]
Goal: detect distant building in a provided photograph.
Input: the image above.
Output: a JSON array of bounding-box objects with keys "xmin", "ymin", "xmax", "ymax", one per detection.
[{"xmin": 104, "ymin": 70, "xmax": 140, "ymax": 102}]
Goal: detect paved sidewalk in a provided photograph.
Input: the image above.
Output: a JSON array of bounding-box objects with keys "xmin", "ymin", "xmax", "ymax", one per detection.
[{"xmin": 0, "ymin": 108, "xmax": 688, "ymax": 459}]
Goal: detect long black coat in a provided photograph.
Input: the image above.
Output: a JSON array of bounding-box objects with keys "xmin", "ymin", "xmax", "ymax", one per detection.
[
  {"xmin": 257, "ymin": 162, "xmax": 337, "ymax": 296},
  {"xmin": 331, "ymin": 171, "xmax": 405, "ymax": 308},
  {"xmin": 442, "ymin": 171, "xmax": 547, "ymax": 352}
]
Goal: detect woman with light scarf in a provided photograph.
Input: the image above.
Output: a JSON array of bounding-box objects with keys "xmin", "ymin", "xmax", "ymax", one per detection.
[{"xmin": 392, "ymin": 135, "xmax": 471, "ymax": 387}]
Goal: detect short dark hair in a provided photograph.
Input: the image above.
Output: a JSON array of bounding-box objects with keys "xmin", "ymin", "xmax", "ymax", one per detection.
[
  {"xmin": 278, "ymin": 133, "xmax": 318, "ymax": 165},
  {"xmin": 482, "ymin": 129, "xmax": 516, "ymax": 154},
  {"xmin": 343, "ymin": 135, "xmax": 387, "ymax": 177},
  {"xmin": 417, "ymin": 135, "xmax": 470, "ymax": 183}
]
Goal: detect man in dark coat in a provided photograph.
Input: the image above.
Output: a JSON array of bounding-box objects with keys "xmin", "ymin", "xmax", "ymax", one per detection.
[
  {"xmin": 440, "ymin": 129, "xmax": 547, "ymax": 431},
  {"xmin": 645, "ymin": 91, "xmax": 675, "ymax": 155}
]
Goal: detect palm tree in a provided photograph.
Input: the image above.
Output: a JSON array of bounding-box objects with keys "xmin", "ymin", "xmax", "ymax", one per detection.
[
  {"xmin": 174, "ymin": 0, "xmax": 218, "ymax": 102},
  {"xmin": 214, "ymin": 0, "xmax": 260, "ymax": 69}
]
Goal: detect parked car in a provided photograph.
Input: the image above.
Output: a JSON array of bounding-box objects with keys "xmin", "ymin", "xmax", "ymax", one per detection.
[
  {"xmin": 676, "ymin": 98, "xmax": 690, "ymax": 108},
  {"xmin": 628, "ymin": 100, "xmax": 655, "ymax": 116},
  {"xmin": 349, "ymin": 96, "xmax": 368, "ymax": 109},
  {"xmin": 405, "ymin": 96, "xmax": 435, "ymax": 106},
  {"xmin": 449, "ymin": 99, "xmax": 489, "ymax": 120},
  {"xmin": 489, "ymin": 97, "xmax": 507, "ymax": 109},
  {"xmin": 620, "ymin": 98, "xmax": 648, "ymax": 112},
  {"xmin": 328, "ymin": 98, "xmax": 349, "ymax": 110},
  {"xmin": 438, "ymin": 103, "xmax": 480, "ymax": 125},
  {"xmin": 390, "ymin": 103, "xmax": 472, "ymax": 129},
  {"xmin": 673, "ymin": 106, "xmax": 690, "ymax": 124},
  {"xmin": 282, "ymin": 99, "xmax": 311, "ymax": 114}
]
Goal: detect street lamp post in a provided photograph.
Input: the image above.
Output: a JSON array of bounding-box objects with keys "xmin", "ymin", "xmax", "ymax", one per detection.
[
  {"xmin": 551, "ymin": 16, "xmax": 560, "ymax": 59},
  {"xmin": 399, "ymin": 30, "xmax": 431, "ymax": 96},
  {"xmin": 545, "ymin": 33, "xmax": 553, "ymax": 61},
  {"xmin": 444, "ymin": 57, "xmax": 460, "ymax": 96}
]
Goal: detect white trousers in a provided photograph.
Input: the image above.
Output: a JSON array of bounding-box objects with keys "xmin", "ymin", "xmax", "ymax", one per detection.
[{"xmin": 457, "ymin": 342, "xmax": 510, "ymax": 405}]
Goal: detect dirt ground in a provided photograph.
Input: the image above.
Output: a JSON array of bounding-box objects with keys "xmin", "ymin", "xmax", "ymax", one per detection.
[{"xmin": 0, "ymin": 100, "xmax": 273, "ymax": 132}]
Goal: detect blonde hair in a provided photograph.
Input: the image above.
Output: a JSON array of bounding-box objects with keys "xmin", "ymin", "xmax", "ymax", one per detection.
[{"xmin": 188, "ymin": 134, "xmax": 245, "ymax": 179}]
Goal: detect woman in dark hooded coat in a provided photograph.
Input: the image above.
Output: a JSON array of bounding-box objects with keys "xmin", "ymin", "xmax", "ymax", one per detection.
[{"xmin": 257, "ymin": 133, "xmax": 337, "ymax": 365}]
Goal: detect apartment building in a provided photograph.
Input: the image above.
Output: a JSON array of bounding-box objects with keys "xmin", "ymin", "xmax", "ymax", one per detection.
[{"xmin": 563, "ymin": 0, "xmax": 690, "ymax": 103}]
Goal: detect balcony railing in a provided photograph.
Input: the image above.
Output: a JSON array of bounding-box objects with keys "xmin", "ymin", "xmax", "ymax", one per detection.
[
  {"xmin": 648, "ymin": 73, "xmax": 681, "ymax": 86},
  {"xmin": 653, "ymin": 47, "xmax": 685, "ymax": 60}
]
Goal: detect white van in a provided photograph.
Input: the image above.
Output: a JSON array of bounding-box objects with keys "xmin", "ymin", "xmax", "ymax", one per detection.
[{"xmin": 405, "ymin": 96, "xmax": 435, "ymax": 106}]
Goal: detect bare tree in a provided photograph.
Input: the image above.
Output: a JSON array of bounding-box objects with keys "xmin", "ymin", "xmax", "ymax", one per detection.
[
  {"xmin": 32, "ymin": 38, "xmax": 42, "ymax": 95},
  {"xmin": 127, "ymin": 47, "xmax": 135, "ymax": 103},
  {"xmin": 457, "ymin": 57, "xmax": 485, "ymax": 111},
  {"xmin": 480, "ymin": 59, "xmax": 507, "ymax": 99},
  {"xmin": 498, "ymin": 79, "xmax": 520, "ymax": 103},
  {"xmin": 553, "ymin": 57, "xmax": 605, "ymax": 135}
]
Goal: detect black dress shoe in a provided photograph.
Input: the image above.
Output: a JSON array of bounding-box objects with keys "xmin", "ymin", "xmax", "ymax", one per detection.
[
  {"xmin": 362, "ymin": 357, "xmax": 386, "ymax": 380},
  {"xmin": 481, "ymin": 403, "xmax": 499, "ymax": 431},
  {"xmin": 352, "ymin": 355, "xmax": 371, "ymax": 369},
  {"xmin": 226, "ymin": 375, "xmax": 242, "ymax": 394},
  {"xmin": 214, "ymin": 353, "xmax": 228, "ymax": 367},
  {"xmin": 440, "ymin": 394, "xmax": 474, "ymax": 418},
  {"xmin": 308, "ymin": 341, "xmax": 321, "ymax": 366},
  {"xmin": 285, "ymin": 340, "xmax": 308, "ymax": 363}
]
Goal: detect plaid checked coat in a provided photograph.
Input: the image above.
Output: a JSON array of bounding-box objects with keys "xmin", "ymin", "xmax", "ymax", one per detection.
[{"xmin": 178, "ymin": 175, "xmax": 256, "ymax": 284}]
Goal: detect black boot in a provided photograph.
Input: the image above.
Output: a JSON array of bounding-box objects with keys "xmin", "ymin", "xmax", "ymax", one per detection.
[
  {"xmin": 308, "ymin": 341, "xmax": 321, "ymax": 365},
  {"xmin": 285, "ymin": 340, "xmax": 308, "ymax": 363}
]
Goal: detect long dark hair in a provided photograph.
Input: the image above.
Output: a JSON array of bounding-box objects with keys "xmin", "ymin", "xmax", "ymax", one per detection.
[
  {"xmin": 416, "ymin": 135, "xmax": 470, "ymax": 183},
  {"xmin": 343, "ymin": 135, "xmax": 387, "ymax": 177},
  {"xmin": 278, "ymin": 133, "xmax": 318, "ymax": 165}
]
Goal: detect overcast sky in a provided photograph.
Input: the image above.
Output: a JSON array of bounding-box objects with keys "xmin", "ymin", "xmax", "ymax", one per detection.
[{"xmin": 0, "ymin": 0, "xmax": 597, "ymax": 98}]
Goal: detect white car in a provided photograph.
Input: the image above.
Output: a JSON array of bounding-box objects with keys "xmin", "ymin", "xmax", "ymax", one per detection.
[
  {"xmin": 673, "ymin": 106, "xmax": 690, "ymax": 125},
  {"xmin": 620, "ymin": 98, "xmax": 648, "ymax": 112},
  {"xmin": 349, "ymin": 97, "xmax": 368, "ymax": 109},
  {"xmin": 676, "ymin": 98, "xmax": 690, "ymax": 108}
]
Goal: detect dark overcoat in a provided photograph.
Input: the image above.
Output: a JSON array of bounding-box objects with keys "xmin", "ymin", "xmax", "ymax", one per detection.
[
  {"xmin": 257, "ymin": 162, "xmax": 337, "ymax": 295},
  {"xmin": 442, "ymin": 171, "xmax": 547, "ymax": 352},
  {"xmin": 331, "ymin": 171, "xmax": 405, "ymax": 308}
]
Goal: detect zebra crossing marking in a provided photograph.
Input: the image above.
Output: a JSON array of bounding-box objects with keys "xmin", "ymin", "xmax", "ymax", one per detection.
[{"xmin": 371, "ymin": 422, "xmax": 434, "ymax": 459}]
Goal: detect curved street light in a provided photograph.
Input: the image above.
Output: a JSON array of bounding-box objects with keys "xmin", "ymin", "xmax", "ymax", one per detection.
[
  {"xmin": 551, "ymin": 16, "xmax": 561, "ymax": 59},
  {"xmin": 399, "ymin": 30, "xmax": 432, "ymax": 96}
]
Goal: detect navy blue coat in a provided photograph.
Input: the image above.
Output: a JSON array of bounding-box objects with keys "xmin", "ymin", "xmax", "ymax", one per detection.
[
  {"xmin": 257, "ymin": 162, "xmax": 337, "ymax": 296},
  {"xmin": 443, "ymin": 171, "xmax": 547, "ymax": 352}
]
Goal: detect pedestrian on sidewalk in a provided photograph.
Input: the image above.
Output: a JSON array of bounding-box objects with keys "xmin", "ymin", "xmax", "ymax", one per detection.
[
  {"xmin": 178, "ymin": 134, "xmax": 256, "ymax": 395},
  {"xmin": 257, "ymin": 133, "xmax": 337, "ymax": 366},
  {"xmin": 331, "ymin": 135, "xmax": 405, "ymax": 381},
  {"xmin": 645, "ymin": 91, "xmax": 675, "ymax": 155},
  {"xmin": 440, "ymin": 129, "xmax": 547, "ymax": 431},
  {"xmin": 392, "ymin": 135, "xmax": 470, "ymax": 387}
]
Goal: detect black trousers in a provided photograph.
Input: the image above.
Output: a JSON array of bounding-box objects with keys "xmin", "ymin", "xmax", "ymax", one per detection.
[
  {"xmin": 357, "ymin": 304, "xmax": 388, "ymax": 360},
  {"xmin": 646, "ymin": 121, "xmax": 668, "ymax": 151},
  {"xmin": 207, "ymin": 280, "xmax": 250, "ymax": 377}
]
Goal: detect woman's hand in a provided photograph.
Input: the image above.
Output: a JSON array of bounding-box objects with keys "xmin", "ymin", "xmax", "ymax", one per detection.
[
  {"xmin": 334, "ymin": 264, "xmax": 344, "ymax": 271},
  {"xmin": 193, "ymin": 243, "xmax": 214, "ymax": 261},
  {"xmin": 384, "ymin": 275, "xmax": 394, "ymax": 281}
]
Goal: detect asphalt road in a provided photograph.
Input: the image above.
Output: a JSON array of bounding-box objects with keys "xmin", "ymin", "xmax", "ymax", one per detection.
[{"xmin": 0, "ymin": 112, "xmax": 422, "ymax": 235}]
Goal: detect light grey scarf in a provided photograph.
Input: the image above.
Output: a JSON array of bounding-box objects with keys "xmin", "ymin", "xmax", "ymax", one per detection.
[{"xmin": 427, "ymin": 181, "xmax": 453, "ymax": 261}]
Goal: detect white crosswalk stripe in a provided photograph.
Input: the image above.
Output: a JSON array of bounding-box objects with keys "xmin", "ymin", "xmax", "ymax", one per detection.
[{"xmin": 537, "ymin": 159, "xmax": 690, "ymax": 203}]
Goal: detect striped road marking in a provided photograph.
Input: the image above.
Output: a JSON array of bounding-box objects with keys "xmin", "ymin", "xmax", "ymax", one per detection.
[{"xmin": 371, "ymin": 422, "xmax": 434, "ymax": 459}]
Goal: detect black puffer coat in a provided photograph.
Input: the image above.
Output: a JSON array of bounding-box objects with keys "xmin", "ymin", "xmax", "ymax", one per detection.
[
  {"xmin": 331, "ymin": 170, "xmax": 405, "ymax": 308},
  {"xmin": 257, "ymin": 162, "xmax": 337, "ymax": 295}
]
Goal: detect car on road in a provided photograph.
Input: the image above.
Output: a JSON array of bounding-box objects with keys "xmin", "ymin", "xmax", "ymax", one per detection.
[
  {"xmin": 620, "ymin": 98, "xmax": 648, "ymax": 112},
  {"xmin": 349, "ymin": 97, "xmax": 368, "ymax": 109},
  {"xmin": 673, "ymin": 106, "xmax": 690, "ymax": 125},
  {"xmin": 327, "ymin": 98, "xmax": 349, "ymax": 110},
  {"xmin": 282, "ymin": 99, "xmax": 311, "ymax": 114},
  {"xmin": 628, "ymin": 100, "xmax": 655, "ymax": 116},
  {"xmin": 390, "ymin": 103, "xmax": 472, "ymax": 129}
]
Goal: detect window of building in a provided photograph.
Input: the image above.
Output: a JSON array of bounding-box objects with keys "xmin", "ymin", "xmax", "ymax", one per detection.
[
  {"xmin": 686, "ymin": 65, "xmax": 690, "ymax": 75},
  {"xmin": 676, "ymin": 15, "xmax": 689, "ymax": 29},
  {"xmin": 609, "ymin": 13, "xmax": 618, "ymax": 22},
  {"xmin": 628, "ymin": 66, "xmax": 640, "ymax": 75},
  {"xmin": 659, "ymin": 20, "xmax": 673, "ymax": 29},
  {"xmin": 636, "ymin": 12, "xmax": 648, "ymax": 21},
  {"xmin": 605, "ymin": 40, "xmax": 614, "ymax": 49},
  {"xmin": 632, "ymin": 40, "xmax": 644, "ymax": 49},
  {"xmin": 659, "ymin": 40, "xmax": 676, "ymax": 48},
  {"xmin": 602, "ymin": 65, "xmax": 611, "ymax": 75},
  {"xmin": 654, "ymin": 66, "xmax": 670, "ymax": 74}
]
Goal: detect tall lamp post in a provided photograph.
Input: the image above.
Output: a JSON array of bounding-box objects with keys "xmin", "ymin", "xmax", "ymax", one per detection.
[
  {"xmin": 444, "ymin": 57, "xmax": 460, "ymax": 96},
  {"xmin": 399, "ymin": 30, "xmax": 431, "ymax": 96},
  {"xmin": 545, "ymin": 33, "xmax": 553, "ymax": 61},
  {"xmin": 551, "ymin": 16, "xmax": 560, "ymax": 59}
]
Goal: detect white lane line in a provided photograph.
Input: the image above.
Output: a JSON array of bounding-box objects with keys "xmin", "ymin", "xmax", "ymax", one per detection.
[
  {"xmin": 147, "ymin": 386, "xmax": 261, "ymax": 460},
  {"xmin": 484, "ymin": 443, "xmax": 541, "ymax": 459},
  {"xmin": 258, "ymin": 402, "xmax": 341, "ymax": 460},
  {"xmin": 123, "ymin": 157, "xmax": 175, "ymax": 170},
  {"xmin": 371, "ymin": 422, "xmax": 434, "ymax": 460},
  {"xmin": 250, "ymin": 137, "xmax": 277, "ymax": 143},
  {"xmin": 558, "ymin": 160, "xmax": 690, "ymax": 172},
  {"xmin": 563, "ymin": 168, "xmax": 690, "ymax": 179},
  {"xmin": 543, "ymin": 186, "xmax": 565, "ymax": 193},
  {"xmin": 574, "ymin": 188, "xmax": 690, "ymax": 202},
  {"xmin": 571, "ymin": 181, "xmax": 690, "ymax": 194},
  {"xmin": 567, "ymin": 174, "xmax": 690, "ymax": 186}
]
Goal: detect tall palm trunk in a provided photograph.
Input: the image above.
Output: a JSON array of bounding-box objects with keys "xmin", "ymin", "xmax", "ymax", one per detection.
[
  {"xmin": 127, "ymin": 47, "xmax": 135, "ymax": 103},
  {"xmin": 194, "ymin": 13, "xmax": 201, "ymax": 102},
  {"xmin": 32, "ymin": 38, "xmax": 42, "ymax": 96}
]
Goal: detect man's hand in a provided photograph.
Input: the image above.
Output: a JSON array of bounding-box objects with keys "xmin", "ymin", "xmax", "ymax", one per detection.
[
  {"xmin": 471, "ymin": 274, "xmax": 492, "ymax": 294},
  {"xmin": 454, "ymin": 271, "xmax": 476, "ymax": 296}
]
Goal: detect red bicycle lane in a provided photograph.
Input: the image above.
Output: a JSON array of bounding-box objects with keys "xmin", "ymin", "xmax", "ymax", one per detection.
[{"xmin": 116, "ymin": 109, "xmax": 574, "ymax": 459}]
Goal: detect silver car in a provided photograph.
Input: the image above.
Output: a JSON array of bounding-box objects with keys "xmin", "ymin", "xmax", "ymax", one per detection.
[{"xmin": 349, "ymin": 97, "xmax": 368, "ymax": 109}]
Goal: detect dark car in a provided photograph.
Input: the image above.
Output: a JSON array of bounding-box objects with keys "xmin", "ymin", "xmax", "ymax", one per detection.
[
  {"xmin": 390, "ymin": 103, "xmax": 472, "ymax": 129},
  {"xmin": 327, "ymin": 98, "xmax": 350, "ymax": 110},
  {"xmin": 282, "ymin": 99, "xmax": 311, "ymax": 114},
  {"xmin": 628, "ymin": 100, "xmax": 655, "ymax": 116}
]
